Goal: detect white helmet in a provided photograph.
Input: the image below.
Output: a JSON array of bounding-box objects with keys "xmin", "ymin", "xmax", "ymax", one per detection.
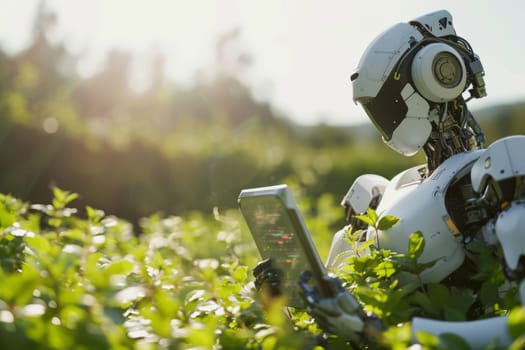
[{"xmin": 351, "ymin": 10, "xmax": 487, "ymax": 156}]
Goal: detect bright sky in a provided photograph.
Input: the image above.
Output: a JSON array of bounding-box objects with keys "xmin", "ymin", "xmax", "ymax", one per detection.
[{"xmin": 2, "ymin": 0, "xmax": 525, "ymax": 125}]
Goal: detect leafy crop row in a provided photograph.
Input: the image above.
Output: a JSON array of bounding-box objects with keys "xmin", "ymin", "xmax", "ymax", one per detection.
[{"xmin": 0, "ymin": 188, "xmax": 524, "ymax": 349}]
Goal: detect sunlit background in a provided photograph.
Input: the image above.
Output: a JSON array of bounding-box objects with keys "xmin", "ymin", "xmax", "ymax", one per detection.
[
  {"xmin": 2, "ymin": 2, "xmax": 525, "ymax": 346},
  {"xmin": 3, "ymin": 0, "xmax": 525, "ymax": 125},
  {"xmin": 1, "ymin": 0, "xmax": 525, "ymax": 224}
]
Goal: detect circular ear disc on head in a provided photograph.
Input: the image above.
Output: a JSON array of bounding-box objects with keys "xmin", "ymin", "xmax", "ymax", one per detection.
[{"xmin": 411, "ymin": 43, "xmax": 467, "ymax": 102}]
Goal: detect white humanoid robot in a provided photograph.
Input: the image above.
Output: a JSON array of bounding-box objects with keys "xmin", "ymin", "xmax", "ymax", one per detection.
[{"xmin": 254, "ymin": 9, "xmax": 525, "ymax": 349}]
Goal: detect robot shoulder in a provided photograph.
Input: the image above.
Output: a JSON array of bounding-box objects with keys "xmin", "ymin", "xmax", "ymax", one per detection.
[
  {"xmin": 471, "ymin": 135, "xmax": 525, "ymax": 193},
  {"xmin": 341, "ymin": 174, "xmax": 390, "ymax": 215}
]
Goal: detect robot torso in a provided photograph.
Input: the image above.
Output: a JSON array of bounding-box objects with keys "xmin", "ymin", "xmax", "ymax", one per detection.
[{"xmin": 370, "ymin": 150, "xmax": 483, "ymax": 283}]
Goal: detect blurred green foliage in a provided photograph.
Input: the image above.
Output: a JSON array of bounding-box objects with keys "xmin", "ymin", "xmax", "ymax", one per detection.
[{"xmin": 2, "ymin": 4, "xmax": 524, "ymax": 225}]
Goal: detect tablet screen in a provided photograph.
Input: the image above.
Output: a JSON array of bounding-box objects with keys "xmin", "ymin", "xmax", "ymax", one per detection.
[{"xmin": 239, "ymin": 185, "xmax": 328, "ymax": 307}]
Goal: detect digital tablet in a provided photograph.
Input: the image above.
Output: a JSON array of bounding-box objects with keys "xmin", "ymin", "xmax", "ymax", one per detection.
[{"xmin": 238, "ymin": 184, "xmax": 332, "ymax": 308}]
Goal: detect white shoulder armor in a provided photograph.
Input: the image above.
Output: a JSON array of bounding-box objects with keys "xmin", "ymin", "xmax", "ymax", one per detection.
[
  {"xmin": 470, "ymin": 135, "xmax": 525, "ymax": 193},
  {"xmin": 326, "ymin": 174, "xmax": 389, "ymax": 269},
  {"xmin": 341, "ymin": 174, "xmax": 389, "ymax": 214},
  {"xmin": 471, "ymin": 135, "xmax": 525, "ymax": 276}
]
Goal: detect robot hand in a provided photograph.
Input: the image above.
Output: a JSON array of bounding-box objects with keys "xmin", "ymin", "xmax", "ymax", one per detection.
[
  {"xmin": 252, "ymin": 258, "xmax": 283, "ymax": 297},
  {"xmin": 298, "ymin": 271, "xmax": 384, "ymax": 342}
]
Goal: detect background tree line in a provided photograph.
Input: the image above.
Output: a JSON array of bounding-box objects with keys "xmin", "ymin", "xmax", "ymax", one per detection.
[{"xmin": 1, "ymin": 4, "xmax": 524, "ymax": 227}]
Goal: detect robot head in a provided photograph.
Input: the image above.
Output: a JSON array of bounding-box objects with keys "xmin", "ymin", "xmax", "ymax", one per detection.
[{"xmin": 351, "ymin": 10, "xmax": 487, "ymax": 157}]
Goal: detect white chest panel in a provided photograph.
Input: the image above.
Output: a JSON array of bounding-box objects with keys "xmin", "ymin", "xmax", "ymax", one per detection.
[{"xmin": 369, "ymin": 151, "xmax": 482, "ymax": 282}]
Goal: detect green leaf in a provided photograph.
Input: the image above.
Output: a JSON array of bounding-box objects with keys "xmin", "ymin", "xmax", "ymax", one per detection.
[
  {"xmin": 374, "ymin": 260, "xmax": 396, "ymax": 278},
  {"xmin": 367, "ymin": 208, "xmax": 378, "ymax": 225},
  {"xmin": 407, "ymin": 231, "xmax": 425, "ymax": 261},
  {"xmin": 25, "ymin": 235, "xmax": 51, "ymax": 254},
  {"xmin": 86, "ymin": 206, "xmax": 104, "ymax": 223},
  {"xmin": 187, "ymin": 324, "xmax": 216, "ymax": 348},
  {"xmin": 427, "ymin": 283, "xmax": 450, "ymax": 306},
  {"xmin": 416, "ymin": 330, "xmax": 439, "ymax": 347},
  {"xmin": 344, "ymin": 227, "xmax": 363, "ymax": 243},
  {"xmin": 411, "ymin": 291, "xmax": 440, "ymax": 315},
  {"xmin": 0, "ymin": 203, "xmax": 16, "ymax": 229},
  {"xmin": 382, "ymin": 322, "xmax": 412, "ymax": 348},
  {"xmin": 444, "ymin": 291, "xmax": 475, "ymax": 321},
  {"xmin": 104, "ymin": 259, "xmax": 134, "ymax": 277},
  {"xmin": 357, "ymin": 239, "xmax": 374, "ymax": 253},
  {"xmin": 84, "ymin": 252, "xmax": 108, "ymax": 289},
  {"xmin": 354, "ymin": 215, "xmax": 374, "ymax": 227},
  {"xmin": 508, "ymin": 307, "xmax": 525, "ymax": 339},
  {"xmin": 444, "ymin": 306, "xmax": 466, "ymax": 322},
  {"xmin": 233, "ymin": 265, "xmax": 248, "ymax": 283},
  {"xmin": 439, "ymin": 333, "xmax": 470, "ymax": 350},
  {"xmin": 52, "ymin": 187, "xmax": 78, "ymax": 209},
  {"xmin": 219, "ymin": 328, "xmax": 253, "ymax": 349},
  {"xmin": 155, "ymin": 289, "xmax": 180, "ymax": 317},
  {"xmin": 510, "ymin": 336, "xmax": 525, "ymax": 350},
  {"xmin": 60, "ymin": 228, "xmax": 84, "ymax": 242},
  {"xmin": 377, "ymin": 215, "xmax": 399, "ymax": 231},
  {"xmin": 479, "ymin": 281, "xmax": 499, "ymax": 308}
]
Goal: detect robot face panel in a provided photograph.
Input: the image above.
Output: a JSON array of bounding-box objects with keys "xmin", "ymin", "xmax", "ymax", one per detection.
[{"xmin": 362, "ymin": 83, "xmax": 432, "ymax": 156}]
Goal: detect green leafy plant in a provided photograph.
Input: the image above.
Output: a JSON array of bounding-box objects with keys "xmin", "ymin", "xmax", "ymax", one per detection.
[{"xmin": 0, "ymin": 189, "xmax": 523, "ymax": 349}]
